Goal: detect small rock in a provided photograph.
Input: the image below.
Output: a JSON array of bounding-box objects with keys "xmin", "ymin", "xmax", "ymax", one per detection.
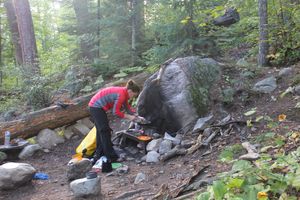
[
  {"xmin": 37, "ymin": 129, "xmax": 65, "ymax": 149},
  {"xmin": 134, "ymin": 172, "xmax": 146, "ymax": 184},
  {"xmin": 294, "ymin": 85, "xmax": 300, "ymax": 95},
  {"xmin": 159, "ymin": 140, "xmax": 172, "ymax": 155},
  {"xmin": 63, "ymin": 126, "xmax": 75, "ymax": 140},
  {"xmin": 239, "ymin": 153, "xmax": 260, "ymax": 161},
  {"xmin": 70, "ymin": 176, "xmax": 101, "ymax": 197},
  {"xmin": 164, "ymin": 132, "xmax": 181, "ymax": 145},
  {"xmin": 252, "ymin": 76, "xmax": 277, "ymax": 93},
  {"xmin": 278, "ymin": 67, "xmax": 293, "ymax": 77},
  {"xmin": 67, "ymin": 158, "xmax": 92, "ymax": 181},
  {"xmin": 146, "ymin": 139, "xmax": 162, "ymax": 152},
  {"xmin": 71, "ymin": 123, "xmax": 91, "ymax": 136},
  {"xmin": 192, "ymin": 115, "xmax": 214, "ymax": 133},
  {"xmin": 77, "ymin": 117, "xmax": 94, "ymax": 129},
  {"xmin": 152, "ymin": 133, "xmax": 161, "ymax": 139},
  {"xmin": 19, "ymin": 144, "xmax": 42, "ymax": 159},
  {"xmin": 146, "ymin": 151, "xmax": 160, "ymax": 163}
]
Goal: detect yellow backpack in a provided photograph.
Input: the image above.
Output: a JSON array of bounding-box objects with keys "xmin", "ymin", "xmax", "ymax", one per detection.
[{"xmin": 76, "ymin": 126, "xmax": 97, "ymax": 157}]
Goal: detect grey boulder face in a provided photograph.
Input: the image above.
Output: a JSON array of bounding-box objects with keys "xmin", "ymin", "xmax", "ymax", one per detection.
[
  {"xmin": 0, "ymin": 162, "xmax": 36, "ymax": 190},
  {"xmin": 137, "ymin": 56, "xmax": 221, "ymax": 134}
]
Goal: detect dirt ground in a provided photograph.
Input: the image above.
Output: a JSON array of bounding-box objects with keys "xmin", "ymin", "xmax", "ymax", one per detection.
[{"xmin": 1, "ymin": 63, "xmax": 300, "ymax": 200}]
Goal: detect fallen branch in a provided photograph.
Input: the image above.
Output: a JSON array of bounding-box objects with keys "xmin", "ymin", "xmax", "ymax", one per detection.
[
  {"xmin": 160, "ymin": 146, "xmax": 187, "ymax": 162},
  {"xmin": 173, "ymin": 188, "xmax": 205, "ymax": 200},
  {"xmin": 152, "ymin": 183, "xmax": 170, "ymax": 200},
  {"xmin": 186, "ymin": 134, "xmax": 203, "ymax": 155},
  {"xmin": 211, "ymin": 120, "xmax": 247, "ymax": 128},
  {"xmin": 114, "ymin": 188, "xmax": 149, "ymax": 200},
  {"xmin": 171, "ymin": 165, "xmax": 210, "ymax": 198},
  {"xmin": 153, "ymin": 58, "xmax": 175, "ymax": 85}
]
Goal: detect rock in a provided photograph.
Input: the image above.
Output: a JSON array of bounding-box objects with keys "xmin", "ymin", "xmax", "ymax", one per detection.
[
  {"xmin": 70, "ymin": 176, "xmax": 101, "ymax": 197},
  {"xmin": 294, "ymin": 85, "xmax": 300, "ymax": 95},
  {"xmin": 278, "ymin": 67, "xmax": 293, "ymax": 77},
  {"xmin": 252, "ymin": 76, "xmax": 277, "ymax": 93},
  {"xmin": 146, "ymin": 139, "xmax": 162, "ymax": 152},
  {"xmin": 63, "ymin": 126, "xmax": 75, "ymax": 140},
  {"xmin": 71, "ymin": 123, "xmax": 91, "ymax": 136},
  {"xmin": 134, "ymin": 172, "xmax": 146, "ymax": 184},
  {"xmin": 137, "ymin": 57, "xmax": 221, "ymax": 134},
  {"xmin": 159, "ymin": 140, "xmax": 172, "ymax": 155},
  {"xmin": 18, "ymin": 144, "xmax": 42, "ymax": 159},
  {"xmin": 77, "ymin": 117, "xmax": 94, "ymax": 129},
  {"xmin": 146, "ymin": 151, "xmax": 160, "ymax": 163},
  {"xmin": 164, "ymin": 132, "xmax": 181, "ymax": 145},
  {"xmin": 0, "ymin": 151, "xmax": 7, "ymax": 162},
  {"xmin": 0, "ymin": 162, "xmax": 36, "ymax": 190},
  {"xmin": 67, "ymin": 158, "xmax": 92, "ymax": 181},
  {"xmin": 192, "ymin": 115, "xmax": 214, "ymax": 133},
  {"xmin": 37, "ymin": 129, "xmax": 65, "ymax": 149},
  {"xmin": 239, "ymin": 153, "xmax": 260, "ymax": 161}
]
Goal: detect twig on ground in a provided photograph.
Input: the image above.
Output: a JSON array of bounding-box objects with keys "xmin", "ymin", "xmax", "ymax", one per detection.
[
  {"xmin": 173, "ymin": 188, "xmax": 206, "ymax": 200},
  {"xmin": 113, "ymin": 188, "xmax": 149, "ymax": 200}
]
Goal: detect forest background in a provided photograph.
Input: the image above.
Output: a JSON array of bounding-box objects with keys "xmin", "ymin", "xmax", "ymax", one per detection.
[{"xmin": 0, "ymin": 0, "xmax": 299, "ymax": 114}]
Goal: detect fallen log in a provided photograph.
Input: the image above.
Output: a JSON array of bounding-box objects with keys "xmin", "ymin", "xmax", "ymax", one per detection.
[
  {"xmin": 0, "ymin": 93, "xmax": 93, "ymax": 142},
  {"xmin": 0, "ymin": 72, "xmax": 151, "ymax": 142}
]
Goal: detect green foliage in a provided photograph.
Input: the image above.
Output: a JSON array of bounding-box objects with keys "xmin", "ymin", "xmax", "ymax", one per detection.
[
  {"xmin": 219, "ymin": 144, "xmax": 244, "ymax": 162},
  {"xmin": 113, "ymin": 66, "xmax": 144, "ymax": 78},
  {"xmin": 189, "ymin": 59, "xmax": 220, "ymax": 115},
  {"xmin": 23, "ymin": 76, "xmax": 52, "ymax": 110},
  {"xmin": 198, "ymin": 145, "xmax": 300, "ymax": 199}
]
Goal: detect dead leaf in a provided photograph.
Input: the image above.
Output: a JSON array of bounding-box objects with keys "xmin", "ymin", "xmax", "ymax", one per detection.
[{"xmin": 278, "ymin": 114, "xmax": 286, "ymax": 122}]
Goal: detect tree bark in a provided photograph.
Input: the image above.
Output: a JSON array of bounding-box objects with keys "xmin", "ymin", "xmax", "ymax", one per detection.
[
  {"xmin": 13, "ymin": 0, "xmax": 40, "ymax": 75},
  {"xmin": 258, "ymin": 0, "xmax": 269, "ymax": 67},
  {"xmin": 4, "ymin": 0, "xmax": 22, "ymax": 65},
  {"xmin": 0, "ymin": 93, "xmax": 93, "ymax": 142},
  {"xmin": 131, "ymin": 0, "xmax": 144, "ymax": 66}
]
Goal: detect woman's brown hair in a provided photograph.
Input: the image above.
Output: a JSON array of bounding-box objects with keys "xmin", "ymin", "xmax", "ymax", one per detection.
[{"xmin": 126, "ymin": 79, "xmax": 140, "ymax": 93}]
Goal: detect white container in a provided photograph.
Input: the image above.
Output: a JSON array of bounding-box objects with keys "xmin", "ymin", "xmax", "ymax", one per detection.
[{"xmin": 4, "ymin": 131, "xmax": 10, "ymax": 146}]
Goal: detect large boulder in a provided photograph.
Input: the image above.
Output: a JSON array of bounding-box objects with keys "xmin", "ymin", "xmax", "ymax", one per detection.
[
  {"xmin": 137, "ymin": 57, "xmax": 221, "ymax": 134},
  {"xmin": 0, "ymin": 162, "xmax": 36, "ymax": 190}
]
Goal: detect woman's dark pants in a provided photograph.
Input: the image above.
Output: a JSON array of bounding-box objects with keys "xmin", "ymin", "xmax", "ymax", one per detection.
[{"xmin": 89, "ymin": 107, "xmax": 118, "ymax": 161}]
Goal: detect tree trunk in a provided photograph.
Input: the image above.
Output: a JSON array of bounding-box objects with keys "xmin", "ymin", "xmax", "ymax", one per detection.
[
  {"xmin": 97, "ymin": 0, "xmax": 100, "ymax": 58},
  {"xmin": 73, "ymin": 0, "xmax": 96, "ymax": 62},
  {"xmin": 13, "ymin": 0, "xmax": 40, "ymax": 75},
  {"xmin": 4, "ymin": 0, "xmax": 22, "ymax": 66},
  {"xmin": 131, "ymin": 0, "xmax": 137, "ymax": 66},
  {"xmin": 258, "ymin": 0, "xmax": 269, "ymax": 67},
  {"xmin": 130, "ymin": 0, "xmax": 145, "ymax": 66}
]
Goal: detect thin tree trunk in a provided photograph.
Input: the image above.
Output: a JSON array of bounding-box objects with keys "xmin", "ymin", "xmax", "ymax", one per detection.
[
  {"xmin": 73, "ymin": 0, "xmax": 96, "ymax": 62},
  {"xmin": 258, "ymin": 0, "xmax": 269, "ymax": 67},
  {"xmin": 4, "ymin": 0, "xmax": 22, "ymax": 66},
  {"xmin": 131, "ymin": 0, "xmax": 144, "ymax": 66},
  {"xmin": 97, "ymin": 0, "xmax": 100, "ymax": 58},
  {"xmin": 131, "ymin": 0, "xmax": 137, "ymax": 66},
  {"xmin": 13, "ymin": 0, "xmax": 40, "ymax": 75}
]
